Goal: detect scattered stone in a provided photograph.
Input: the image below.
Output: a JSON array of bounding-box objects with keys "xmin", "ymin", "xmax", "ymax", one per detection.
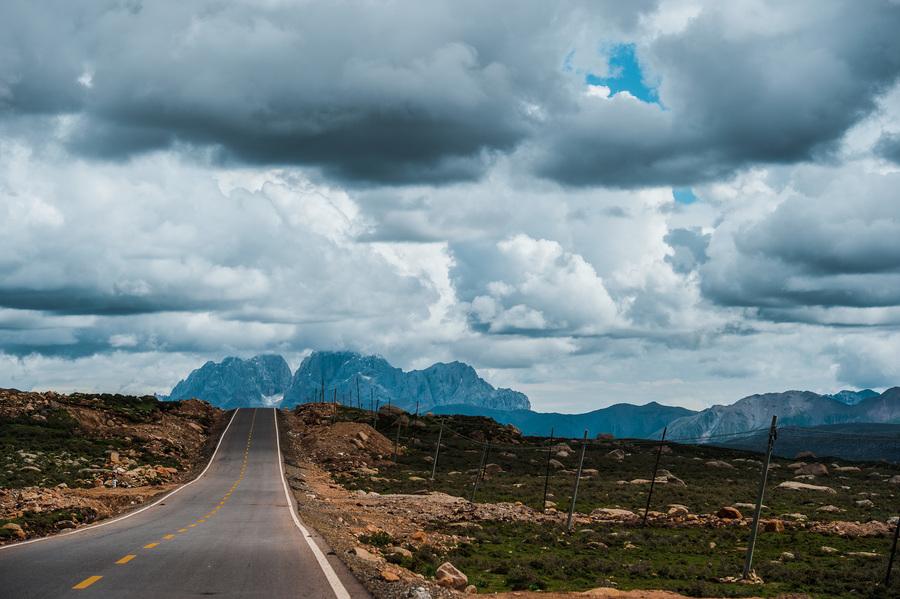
[
  {"xmin": 762, "ymin": 519, "xmax": 785, "ymax": 533},
  {"xmin": 667, "ymin": 504, "xmax": 690, "ymax": 518},
  {"xmin": 464, "ymin": 585, "xmax": 478, "ymax": 594},
  {"xmin": 408, "ymin": 587, "xmax": 432, "ymax": 599},
  {"xmin": 796, "ymin": 463, "xmax": 829, "ymax": 477},
  {"xmin": 780, "ymin": 552, "xmax": 795, "ymax": 561},
  {"xmin": 352, "ymin": 546, "xmax": 380, "ymax": 563},
  {"xmin": 591, "ymin": 508, "xmax": 639, "ymax": 522},
  {"xmin": 855, "ymin": 499, "xmax": 875, "ymax": 508},
  {"xmin": 847, "ymin": 551, "xmax": 880, "ymax": 559},
  {"xmin": 795, "ymin": 451, "xmax": 817, "ymax": 459},
  {"xmin": 817, "ymin": 505, "xmax": 845, "ymax": 513},
  {"xmin": 435, "ymin": 562, "xmax": 468, "ymax": 590},
  {"xmin": 776, "ymin": 481, "xmax": 836, "ymax": 494},
  {"xmin": 548, "ymin": 459, "xmax": 565, "ymax": 470},
  {"xmin": 888, "ymin": 475, "xmax": 900, "ymax": 484},
  {"xmin": 388, "ymin": 546, "xmax": 413, "ymax": 559},
  {"xmin": 706, "ymin": 460, "xmax": 735, "ymax": 469},
  {"xmin": 821, "ymin": 546, "xmax": 839, "ymax": 554},
  {"xmin": 605, "ymin": 449, "xmax": 625, "ymax": 461},
  {"xmin": 717, "ymin": 506, "xmax": 743, "ymax": 520},
  {"xmin": 380, "ymin": 569, "xmax": 401, "ymax": 582},
  {"xmin": 834, "ymin": 466, "xmax": 861, "ymax": 473}
]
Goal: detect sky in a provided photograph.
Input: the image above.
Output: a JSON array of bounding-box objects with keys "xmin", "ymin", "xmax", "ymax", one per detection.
[{"xmin": 2, "ymin": 0, "xmax": 900, "ymax": 412}]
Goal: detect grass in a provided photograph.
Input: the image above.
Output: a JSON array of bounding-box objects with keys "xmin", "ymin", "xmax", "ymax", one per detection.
[
  {"xmin": 0, "ymin": 507, "xmax": 99, "ymax": 539},
  {"xmin": 391, "ymin": 520, "xmax": 899, "ymax": 597}
]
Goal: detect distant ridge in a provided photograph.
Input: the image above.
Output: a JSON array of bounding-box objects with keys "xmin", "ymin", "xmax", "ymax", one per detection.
[
  {"xmin": 281, "ymin": 350, "xmax": 530, "ymax": 412},
  {"xmin": 430, "ymin": 402, "xmax": 696, "ymax": 439}
]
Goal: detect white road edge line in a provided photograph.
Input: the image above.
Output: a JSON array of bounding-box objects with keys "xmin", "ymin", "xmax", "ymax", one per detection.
[
  {"xmin": 0, "ymin": 409, "xmax": 240, "ymax": 552},
  {"xmin": 273, "ymin": 408, "xmax": 351, "ymax": 599}
]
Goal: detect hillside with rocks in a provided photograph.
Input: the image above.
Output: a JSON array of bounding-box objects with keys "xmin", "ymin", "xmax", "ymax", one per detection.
[
  {"xmin": 0, "ymin": 389, "xmax": 224, "ymax": 543},
  {"xmin": 281, "ymin": 351, "xmax": 530, "ymax": 412}
]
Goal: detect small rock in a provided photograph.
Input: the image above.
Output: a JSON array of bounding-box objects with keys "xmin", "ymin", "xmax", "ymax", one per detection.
[
  {"xmin": 548, "ymin": 459, "xmax": 564, "ymax": 470},
  {"xmin": 435, "ymin": 562, "xmax": 468, "ymax": 590},
  {"xmin": 776, "ymin": 481, "xmax": 836, "ymax": 494},
  {"xmin": 352, "ymin": 546, "xmax": 380, "ymax": 563},
  {"xmin": 780, "ymin": 552, "xmax": 795, "ymax": 561},
  {"xmin": 763, "ymin": 519, "xmax": 785, "ymax": 533},
  {"xmin": 855, "ymin": 499, "xmax": 875, "ymax": 508},
  {"xmin": 795, "ymin": 451, "xmax": 817, "ymax": 459},
  {"xmin": 408, "ymin": 587, "xmax": 432, "ymax": 599},
  {"xmin": 847, "ymin": 551, "xmax": 880, "ymax": 559},
  {"xmin": 380, "ymin": 570, "xmax": 400, "ymax": 582},
  {"xmin": 821, "ymin": 546, "xmax": 838, "ymax": 554},
  {"xmin": 796, "ymin": 463, "xmax": 829, "ymax": 477},
  {"xmin": 667, "ymin": 504, "xmax": 690, "ymax": 518},
  {"xmin": 605, "ymin": 449, "xmax": 625, "ymax": 461},
  {"xmin": 464, "ymin": 585, "xmax": 478, "ymax": 594},
  {"xmin": 388, "ymin": 546, "xmax": 413, "ymax": 559}
]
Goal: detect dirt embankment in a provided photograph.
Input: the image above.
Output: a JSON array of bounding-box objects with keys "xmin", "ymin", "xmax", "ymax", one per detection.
[{"xmin": 0, "ymin": 388, "xmax": 226, "ymax": 543}]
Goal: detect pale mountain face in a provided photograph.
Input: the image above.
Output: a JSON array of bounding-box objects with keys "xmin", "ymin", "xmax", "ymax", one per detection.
[{"xmin": 167, "ymin": 354, "xmax": 292, "ymax": 409}]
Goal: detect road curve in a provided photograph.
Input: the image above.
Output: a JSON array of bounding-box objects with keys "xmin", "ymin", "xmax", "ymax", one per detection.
[{"xmin": 0, "ymin": 408, "xmax": 369, "ymax": 598}]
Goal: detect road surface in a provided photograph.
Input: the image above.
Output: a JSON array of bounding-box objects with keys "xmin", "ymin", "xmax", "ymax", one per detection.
[{"xmin": 0, "ymin": 408, "xmax": 369, "ymax": 598}]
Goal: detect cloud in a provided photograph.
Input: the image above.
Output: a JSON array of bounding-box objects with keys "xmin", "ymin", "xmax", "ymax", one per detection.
[
  {"xmin": 699, "ymin": 166, "xmax": 900, "ymax": 320},
  {"xmin": 875, "ymin": 132, "xmax": 900, "ymax": 164}
]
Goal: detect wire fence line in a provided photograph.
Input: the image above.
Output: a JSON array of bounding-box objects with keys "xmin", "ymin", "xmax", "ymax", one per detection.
[{"xmin": 301, "ymin": 399, "xmax": 900, "ymax": 593}]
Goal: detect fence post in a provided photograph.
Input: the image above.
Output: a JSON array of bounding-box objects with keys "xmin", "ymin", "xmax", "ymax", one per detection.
[
  {"xmin": 542, "ymin": 428, "xmax": 555, "ymax": 512},
  {"xmin": 356, "ymin": 376, "xmax": 361, "ymax": 410},
  {"xmin": 742, "ymin": 415, "xmax": 778, "ymax": 580},
  {"xmin": 886, "ymin": 514, "xmax": 900, "ymax": 587},
  {"xmin": 393, "ymin": 417, "xmax": 402, "ymax": 463},
  {"xmin": 566, "ymin": 430, "xmax": 588, "ymax": 531},
  {"xmin": 642, "ymin": 426, "xmax": 668, "ymax": 526},
  {"xmin": 470, "ymin": 441, "xmax": 489, "ymax": 501},
  {"xmin": 430, "ymin": 419, "xmax": 444, "ymax": 481}
]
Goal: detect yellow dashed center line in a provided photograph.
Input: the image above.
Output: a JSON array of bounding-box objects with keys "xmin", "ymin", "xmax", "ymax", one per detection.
[
  {"xmin": 162, "ymin": 534, "xmax": 176, "ymax": 540},
  {"xmin": 143, "ymin": 542, "xmax": 159, "ymax": 549},
  {"xmin": 115, "ymin": 555, "xmax": 136, "ymax": 565},
  {"xmin": 73, "ymin": 576, "xmax": 103, "ymax": 589},
  {"xmin": 178, "ymin": 528, "xmax": 188, "ymax": 533}
]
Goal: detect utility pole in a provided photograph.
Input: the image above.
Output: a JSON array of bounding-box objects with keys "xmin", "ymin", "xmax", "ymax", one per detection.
[
  {"xmin": 566, "ymin": 430, "xmax": 588, "ymax": 531},
  {"xmin": 356, "ymin": 376, "xmax": 361, "ymax": 410},
  {"xmin": 430, "ymin": 419, "xmax": 444, "ymax": 481},
  {"xmin": 742, "ymin": 415, "xmax": 778, "ymax": 580},
  {"xmin": 542, "ymin": 428, "xmax": 555, "ymax": 512},
  {"xmin": 642, "ymin": 426, "xmax": 668, "ymax": 526}
]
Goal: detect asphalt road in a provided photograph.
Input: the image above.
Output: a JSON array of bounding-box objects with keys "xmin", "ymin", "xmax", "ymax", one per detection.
[{"xmin": 0, "ymin": 408, "xmax": 369, "ymax": 598}]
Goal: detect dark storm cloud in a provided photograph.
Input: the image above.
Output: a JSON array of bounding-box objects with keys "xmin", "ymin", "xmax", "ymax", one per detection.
[
  {"xmin": 0, "ymin": 287, "xmax": 225, "ymax": 316},
  {"xmin": 875, "ymin": 133, "xmax": 900, "ymax": 164},
  {"xmin": 9, "ymin": 1, "xmax": 898, "ymax": 188},
  {"xmin": 534, "ymin": 1, "xmax": 900, "ymax": 187},
  {"xmin": 664, "ymin": 227, "xmax": 710, "ymax": 274}
]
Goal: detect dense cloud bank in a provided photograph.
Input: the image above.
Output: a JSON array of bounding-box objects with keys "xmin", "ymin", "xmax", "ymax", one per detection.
[{"xmin": 1, "ymin": 0, "xmax": 899, "ymax": 409}]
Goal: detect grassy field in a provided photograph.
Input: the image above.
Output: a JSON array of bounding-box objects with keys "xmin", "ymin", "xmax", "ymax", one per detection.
[{"xmin": 326, "ymin": 406, "xmax": 900, "ymax": 597}]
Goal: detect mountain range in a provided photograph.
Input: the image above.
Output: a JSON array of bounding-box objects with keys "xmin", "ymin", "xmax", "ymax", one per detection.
[{"xmin": 165, "ymin": 351, "xmax": 529, "ymax": 413}]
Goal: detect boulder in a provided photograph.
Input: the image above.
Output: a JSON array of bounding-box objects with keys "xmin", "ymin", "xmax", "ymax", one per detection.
[
  {"xmin": 796, "ymin": 463, "xmax": 829, "ymax": 477},
  {"xmin": 834, "ymin": 466, "xmax": 861, "ymax": 473},
  {"xmin": 855, "ymin": 499, "xmax": 875, "ymax": 508},
  {"xmin": 706, "ymin": 460, "xmax": 735, "ymax": 469},
  {"xmin": 352, "ymin": 546, "xmax": 380, "ymax": 563},
  {"xmin": 388, "ymin": 546, "xmax": 413, "ymax": 559},
  {"xmin": 435, "ymin": 562, "xmax": 468, "ymax": 590},
  {"xmin": 776, "ymin": 481, "xmax": 836, "ymax": 494},
  {"xmin": 548, "ymin": 459, "xmax": 565, "ymax": 470},
  {"xmin": 464, "ymin": 585, "xmax": 478, "ymax": 594},
  {"xmin": 888, "ymin": 475, "xmax": 900, "ymax": 484},
  {"xmin": 483, "ymin": 463, "xmax": 503, "ymax": 476},
  {"xmin": 717, "ymin": 506, "xmax": 743, "ymax": 520},
  {"xmin": 581, "ymin": 468, "xmax": 599, "ymax": 478}
]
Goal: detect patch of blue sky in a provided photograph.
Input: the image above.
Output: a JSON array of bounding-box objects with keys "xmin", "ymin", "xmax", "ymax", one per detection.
[
  {"xmin": 585, "ymin": 43, "xmax": 659, "ymax": 105},
  {"xmin": 672, "ymin": 187, "xmax": 698, "ymax": 204}
]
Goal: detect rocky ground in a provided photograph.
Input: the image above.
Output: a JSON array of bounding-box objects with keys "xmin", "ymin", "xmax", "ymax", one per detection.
[
  {"xmin": 0, "ymin": 388, "xmax": 225, "ymax": 543},
  {"xmin": 279, "ymin": 403, "xmax": 899, "ymax": 599}
]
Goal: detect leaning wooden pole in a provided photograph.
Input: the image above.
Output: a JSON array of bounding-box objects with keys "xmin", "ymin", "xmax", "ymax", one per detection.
[{"xmin": 742, "ymin": 415, "xmax": 778, "ymax": 580}]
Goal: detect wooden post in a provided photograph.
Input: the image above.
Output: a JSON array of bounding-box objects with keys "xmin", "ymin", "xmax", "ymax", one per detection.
[
  {"xmin": 566, "ymin": 431, "xmax": 588, "ymax": 531},
  {"xmin": 430, "ymin": 419, "xmax": 444, "ymax": 481},
  {"xmin": 886, "ymin": 514, "xmax": 900, "ymax": 587},
  {"xmin": 542, "ymin": 428, "xmax": 555, "ymax": 512},
  {"xmin": 393, "ymin": 417, "xmax": 402, "ymax": 463},
  {"xmin": 642, "ymin": 426, "xmax": 668, "ymax": 526},
  {"xmin": 356, "ymin": 376, "xmax": 361, "ymax": 410},
  {"xmin": 742, "ymin": 415, "xmax": 778, "ymax": 580},
  {"xmin": 470, "ymin": 441, "xmax": 489, "ymax": 501}
]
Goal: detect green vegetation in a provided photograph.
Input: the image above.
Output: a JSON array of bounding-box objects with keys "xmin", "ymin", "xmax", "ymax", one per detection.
[
  {"xmin": 393, "ymin": 520, "xmax": 899, "ymax": 598},
  {"xmin": 0, "ymin": 508, "xmax": 98, "ymax": 539}
]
